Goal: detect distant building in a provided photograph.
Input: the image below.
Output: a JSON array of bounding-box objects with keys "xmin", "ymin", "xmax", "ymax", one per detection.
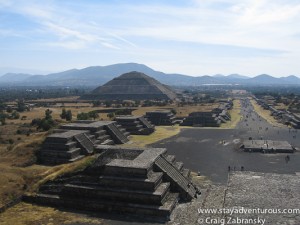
[{"xmin": 145, "ymin": 110, "xmax": 176, "ymax": 126}]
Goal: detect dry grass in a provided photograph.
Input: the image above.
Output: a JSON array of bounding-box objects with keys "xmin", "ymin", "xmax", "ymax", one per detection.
[
  {"xmin": 220, "ymin": 99, "xmax": 241, "ymax": 129},
  {"xmin": 132, "ymin": 104, "xmax": 218, "ymax": 118},
  {"xmin": 250, "ymin": 98, "xmax": 285, "ymax": 127},
  {"xmin": 0, "ymin": 202, "xmax": 103, "ymax": 225},
  {"xmin": 29, "ymin": 96, "xmax": 81, "ymax": 102},
  {"xmin": 0, "ymin": 123, "xmax": 96, "ymax": 208},
  {"xmin": 29, "ymin": 156, "xmax": 96, "ymax": 193},
  {"xmin": 0, "ymin": 133, "xmax": 47, "ymax": 208},
  {"xmin": 124, "ymin": 126, "xmax": 181, "ymax": 147}
]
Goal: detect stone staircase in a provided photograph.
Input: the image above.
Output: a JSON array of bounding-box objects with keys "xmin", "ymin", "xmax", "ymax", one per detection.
[
  {"xmin": 145, "ymin": 111, "xmax": 176, "ymax": 126},
  {"xmin": 74, "ymin": 133, "xmax": 94, "ymax": 155},
  {"xmin": 139, "ymin": 116, "xmax": 154, "ymax": 129},
  {"xmin": 106, "ymin": 123, "xmax": 129, "ymax": 144},
  {"xmin": 115, "ymin": 116, "xmax": 155, "ymax": 135},
  {"xmin": 154, "ymin": 155, "xmax": 197, "ymax": 201},
  {"xmin": 94, "ymin": 129, "xmax": 114, "ymax": 145}
]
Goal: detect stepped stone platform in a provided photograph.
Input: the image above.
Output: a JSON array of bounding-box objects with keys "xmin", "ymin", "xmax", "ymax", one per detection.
[
  {"xmin": 181, "ymin": 102, "xmax": 232, "ymax": 127},
  {"xmin": 39, "ymin": 121, "xmax": 130, "ymax": 165},
  {"xmin": 241, "ymin": 140, "xmax": 295, "ymax": 153},
  {"xmin": 181, "ymin": 111, "xmax": 221, "ymax": 127},
  {"xmin": 27, "ymin": 146, "xmax": 200, "ymax": 221},
  {"xmin": 39, "ymin": 130, "xmax": 91, "ymax": 164},
  {"xmin": 145, "ymin": 110, "xmax": 176, "ymax": 126},
  {"xmin": 115, "ymin": 115, "xmax": 155, "ymax": 135}
]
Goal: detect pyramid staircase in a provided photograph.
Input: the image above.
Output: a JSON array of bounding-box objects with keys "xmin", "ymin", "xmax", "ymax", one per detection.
[
  {"xmin": 116, "ymin": 116, "xmax": 155, "ymax": 135},
  {"xmin": 28, "ymin": 147, "xmax": 199, "ymax": 221},
  {"xmin": 105, "ymin": 123, "xmax": 129, "ymax": 144},
  {"xmin": 154, "ymin": 155, "xmax": 197, "ymax": 201}
]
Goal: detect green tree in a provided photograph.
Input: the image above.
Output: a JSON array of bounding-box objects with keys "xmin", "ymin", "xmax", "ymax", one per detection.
[
  {"xmin": 0, "ymin": 113, "xmax": 6, "ymax": 125},
  {"xmin": 66, "ymin": 110, "xmax": 72, "ymax": 121},
  {"xmin": 88, "ymin": 111, "xmax": 99, "ymax": 120},
  {"xmin": 107, "ymin": 112, "xmax": 115, "ymax": 120},
  {"xmin": 17, "ymin": 100, "xmax": 26, "ymax": 112},
  {"xmin": 60, "ymin": 108, "xmax": 67, "ymax": 119},
  {"xmin": 105, "ymin": 100, "xmax": 112, "ymax": 107},
  {"xmin": 11, "ymin": 111, "xmax": 20, "ymax": 119},
  {"xmin": 77, "ymin": 112, "xmax": 89, "ymax": 120}
]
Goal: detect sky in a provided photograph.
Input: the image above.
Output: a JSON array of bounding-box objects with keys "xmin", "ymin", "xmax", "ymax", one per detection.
[{"xmin": 0, "ymin": 0, "xmax": 300, "ymax": 77}]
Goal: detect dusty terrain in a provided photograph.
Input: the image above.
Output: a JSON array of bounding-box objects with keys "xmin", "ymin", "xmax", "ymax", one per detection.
[{"xmin": 0, "ymin": 99, "xmax": 244, "ymax": 224}]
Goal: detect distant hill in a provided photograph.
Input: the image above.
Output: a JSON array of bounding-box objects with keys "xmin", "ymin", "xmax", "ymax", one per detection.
[
  {"xmin": 0, "ymin": 73, "xmax": 33, "ymax": 82},
  {"xmin": 0, "ymin": 63, "xmax": 299, "ymax": 86}
]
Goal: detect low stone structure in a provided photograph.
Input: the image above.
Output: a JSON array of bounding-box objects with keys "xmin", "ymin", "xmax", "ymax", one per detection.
[
  {"xmin": 60, "ymin": 120, "xmax": 129, "ymax": 144},
  {"xmin": 145, "ymin": 110, "xmax": 176, "ymax": 126},
  {"xmin": 39, "ymin": 130, "xmax": 92, "ymax": 164},
  {"xmin": 181, "ymin": 111, "xmax": 221, "ymax": 127},
  {"xmin": 115, "ymin": 115, "xmax": 155, "ymax": 135},
  {"xmin": 39, "ymin": 121, "xmax": 130, "ymax": 164},
  {"xmin": 181, "ymin": 102, "xmax": 232, "ymax": 127},
  {"xmin": 26, "ymin": 146, "xmax": 199, "ymax": 221},
  {"xmin": 241, "ymin": 140, "xmax": 295, "ymax": 153}
]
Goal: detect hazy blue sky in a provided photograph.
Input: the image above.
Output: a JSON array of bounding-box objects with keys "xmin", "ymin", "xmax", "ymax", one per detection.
[{"xmin": 0, "ymin": 0, "xmax": 300, "ymax": 77}]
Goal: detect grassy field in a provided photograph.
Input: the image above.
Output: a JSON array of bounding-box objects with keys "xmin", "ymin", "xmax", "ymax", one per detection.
[
  {"xmin": 124, "ymin": 125, "xmax": 181, "ymax": 147},
  {"xmin": 220, "ymin": 99, "xmax": 242, "ymax": 129},
  {"xmin": 250, "ymin": 98, "xmax": 285, "ymax": 127},
  {"xmin": 132, "ymin": 103, "xmax": 218, "ymax": 118},
  {"xmin": 0, "ymin": 99, "xmax": 232, "ymax": 223},
  {"xmin": 0, "ymin": 202, "xmax": 103, "ymax": 225}
]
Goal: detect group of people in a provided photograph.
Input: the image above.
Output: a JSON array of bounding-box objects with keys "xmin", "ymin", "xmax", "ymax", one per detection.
[{"xmin": 228, "ymin": 166, "xmax": 244, "ymax": 172}]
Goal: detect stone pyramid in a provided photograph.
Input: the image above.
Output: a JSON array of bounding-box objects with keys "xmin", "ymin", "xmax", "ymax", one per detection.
[{"xmin": 84, "ymin": 71, "xmax": 177, "ymax": 100}]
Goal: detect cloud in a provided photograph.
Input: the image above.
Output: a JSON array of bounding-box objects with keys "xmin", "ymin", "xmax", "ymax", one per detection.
[
  {"xmin": 0, "ymin": 1, "xmax": 133, "ymax": 50},
  {"xmin": 1, "ymin": 0, "xmax": 300, "ymax": 76}
]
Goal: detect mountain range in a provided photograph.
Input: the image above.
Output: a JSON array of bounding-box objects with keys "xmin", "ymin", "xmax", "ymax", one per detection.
[{"xmin": 0, "ymin": 63, "xmax": 299, "ymax": 87}]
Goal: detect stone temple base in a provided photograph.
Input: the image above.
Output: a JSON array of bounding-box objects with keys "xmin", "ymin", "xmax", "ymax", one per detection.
[{"xmin": 25, "ymin": 146, "xmax": 200, "ymax": 221}]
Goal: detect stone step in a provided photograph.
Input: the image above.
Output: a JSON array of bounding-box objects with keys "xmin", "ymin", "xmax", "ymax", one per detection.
[
  {"xmin": 97, "ymin": 172, "xmax": 163, "ymax": 191},
  {"xmin": 174, "ymin": 161, "xmax": 184, "ymax": 171},
  {"xmin": 42, "ymin": 141, "xmax": 77, "ymax": 151},
  {"xmin": 155, "ymin": 155, "xmax": 197, "ymax": 201},
  {"xmin": 101, "ymin": 139, "xmax": 114, "ymax": 145},
  {"xmin": 106, "ymin": 123, "xmax": 129, "ymax": 144},
  {"xmin": 39, "ymin": 184, "xmax": 63, "ymax": 195},
  {"xmin": 95, "ymin": 130, "xmax": 107, "ymax": 137},
  {"xmin": 87, "ymin": 134, "xmax": 96, "ymax": 142},
  {"xmin": 74, "ymin": 133, "xmax": 94, "ymax": 155},
  {"xmin": 39, "ymin": 154, "xmax": 85, "ymax": 165},
  {"xmin": 125, "ymin": 125, "xmax": 143, "ymax": 130},
  {"xmin": 62, "ymin": 182, "xmax": 171, "ymax": 205},
  {"xmin": 25, "ymin": 192, "xmax": 179, "ymax": 221},
  {"xmin": 165, "ymin": 155, "xmax": 176, "ymax": 163},
  {"xmin": 124, "ymin": 132, "xmax": 130, "ymax": 137},
  {"xmin": 39, "ymin": 148, "xmax": 81, "ymax": 159},
  {"xmin": 97, "ymin": 134, "xmax": 110, "ymax": 142},
  {"xmin": 182, "ymin": 168, "xmax": 191, "ymax": 178},
  {"xmin": 129, "ymin": 128, "xmax": 146, "ymax": 135},
  {"xmin": 138, "ymin": 117, "xmax": 154, "ymax": 129},
  {"xmin": 118, "ymin": 120, "xmax": 141, "ymax": 126},
  {"xmin": 68, "ymin": 155, "xmax": 85, "ymax": 162}
]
